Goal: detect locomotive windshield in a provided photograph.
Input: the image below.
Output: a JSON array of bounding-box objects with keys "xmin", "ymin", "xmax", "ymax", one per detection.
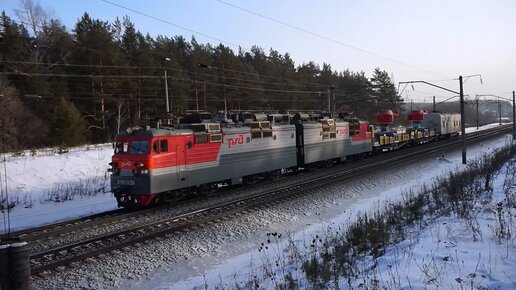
[{"xmin": 129, "ymin": 140, "xmax": 149, "ymax": 154}]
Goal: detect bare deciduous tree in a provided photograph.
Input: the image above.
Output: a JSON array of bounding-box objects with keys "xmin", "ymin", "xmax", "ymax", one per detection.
[
  {"xmin": 14, "ymin": 0, "xmax": 49, "ymax": 37},
  {"xmin": 15, "ymin": 0, "xmax": 54, "ymax": 63}
]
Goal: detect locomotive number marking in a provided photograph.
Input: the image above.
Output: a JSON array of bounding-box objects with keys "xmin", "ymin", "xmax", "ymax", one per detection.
[
  {"xmin": 117, "ymin": 180, "xmax": 135, "ymax": 186},
  {"xmin": 227, "ymin": 134, "xmax": 244, "ymax": 148}
]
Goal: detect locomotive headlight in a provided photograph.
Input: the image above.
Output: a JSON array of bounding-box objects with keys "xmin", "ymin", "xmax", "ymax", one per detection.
[
  {"xmin": 108, "ymin": 162, "xmax": 119, "ymax": 174},
  {"xmin": 133, "ymin": 162, "xmax": 148, "ymax": 175},
  {"xmin": 108, "ymin": 162, "xmax": 115, "ymax": 171}
]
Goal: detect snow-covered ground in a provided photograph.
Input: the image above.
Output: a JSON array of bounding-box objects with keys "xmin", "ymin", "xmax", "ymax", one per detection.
[
  {"xmin": 130, "ymin": 133, "xmax": 515, "ymax": 290},
  {"xmin": 1, "ymin": 143, "xmax": 117, "ymax": 233},
  {"xmin": 1, "ymin": 124, "xmax": 515, "ymax": 289}
]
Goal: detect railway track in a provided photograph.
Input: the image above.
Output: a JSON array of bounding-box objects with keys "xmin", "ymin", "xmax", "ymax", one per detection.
[{"xmin": 26, "ymin": 124, "xmax": 513, "ymax": 275}]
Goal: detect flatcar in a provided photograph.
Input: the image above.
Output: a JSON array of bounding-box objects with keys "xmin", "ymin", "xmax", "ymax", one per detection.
[
  {"xmin": 372, "ymin": 109, "xmax": 438, "ymax": 152},
  {"xmin": 373, "ymin": 110, "xmax": 408, "ymax": 151}
]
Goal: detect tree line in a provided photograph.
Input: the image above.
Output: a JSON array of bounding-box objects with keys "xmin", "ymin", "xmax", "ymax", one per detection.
[{"xmin": 0, "ymin": 0, "xmax": 402, "ymax": 151}]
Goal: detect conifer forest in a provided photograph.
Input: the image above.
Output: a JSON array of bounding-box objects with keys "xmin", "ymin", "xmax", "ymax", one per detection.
[{"xmin": 2, "ymin": 1, "xmax": 417, "ymax": 152}]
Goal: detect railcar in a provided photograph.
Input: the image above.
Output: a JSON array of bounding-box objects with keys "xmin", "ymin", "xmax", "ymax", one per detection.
[
  {"xmin": 373, "ymin": 109, "xmax": 456, "ymax": 152},
  {"xmin": 373, "ymin": 110, "xmax": 409, "ymax": 151},
  {"xmin": 420, "ymin": 112, "xmax": 461, "ymax": 137},
  {"xmin": 406, "ymin": 110, "xmax": 437, "ymax": 144},
  {"xmin": 110, "ymin": 112, "xmax": 372, "ymax": 207}
]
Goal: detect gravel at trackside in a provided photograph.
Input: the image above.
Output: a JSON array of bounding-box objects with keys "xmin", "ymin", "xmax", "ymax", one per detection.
[
  {"xmin": 29, "ymin": 163, "xmax": 367, "ymax": 253},
  {"xmin": 32, "ymin": 160, "xmax": 425, "ymax": 289}
]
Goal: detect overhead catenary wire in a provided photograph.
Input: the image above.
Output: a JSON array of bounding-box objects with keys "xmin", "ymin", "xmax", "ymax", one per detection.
[
  {"xmin": 435, "ymin": 95, "xmax": 460, "ymax": 105},
  {"xmin": 5, "ymin": 76, "xmax": 389, "ymax": 105},
  {"xmin": 6, "ymin": 0, "xmax": 447, "ymax": 80},
  {"xmin": 215, "ymin": 0, "xmax": 450, "ymax": 78},
  {"xmin": 3, "ymin": 64, "xmax": 392, "ymax": 96},
  {"xmin": 99, "ymin": 0, "xmax": 244, "ymax": 50},
  {"xmin": 2, "ymin": 12, "xmax": 402, "ymax": 110},
  {"xmin": 0, "ymin": 60, "xmax": 328, "ymax": 89},
  {"xmin": 2, "ymin": 11, "xmax": 385, "ymax": 91},
  {"xmin": 99, "ymin": 0, "xmax": 448, "ymax": 79},
  {"xmin": 0, "ymin": 71, "xmax": 327, "ymax": 95}
]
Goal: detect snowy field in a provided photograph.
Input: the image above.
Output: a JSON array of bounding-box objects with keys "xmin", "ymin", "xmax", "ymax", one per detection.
[
  {"xmin": 1, "ymin": 124, "xmax": 515, "ymax": 289},
  {"xmin": 1, "ymin": 143, "xmax": 117, "ymax": 232}
]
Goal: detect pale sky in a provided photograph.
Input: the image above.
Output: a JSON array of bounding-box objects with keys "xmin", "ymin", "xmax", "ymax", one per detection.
[{"xmin": 2, "ymin": 0, "xmax": 515, "ymax": 103}]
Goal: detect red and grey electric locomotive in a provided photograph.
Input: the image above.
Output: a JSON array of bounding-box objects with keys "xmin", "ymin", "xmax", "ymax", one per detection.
[{"xmin": 109, "ymin": 112, "xmax": 372, "ymax": 207}]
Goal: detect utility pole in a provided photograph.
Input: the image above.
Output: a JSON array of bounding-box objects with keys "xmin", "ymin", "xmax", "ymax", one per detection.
[
  {"xmin": 327, "ymin": 88, "xmax": 331, "ymax": 113},
  {"xmin": 433, "ymin": 96, "xmax": 436, "ymax": 112},
  {"xmin": 498, "ymin": 97, "xmax": 502, "ymax": 125},
  {"xmin": 164, "ymin": 69, "xmax": 169, "ymax": 113},
  {"xmin": 459, "ymin": 76, "xmax": 466, "ymax": 164},
  {"xmin": 476, "ymin": 98, "xmax": 479, "ymax": 129},
  {"xmin": 331, "ymin": 85, "xmax": 336, "ymax": 115},
  {"xmin": 195, "ymin": 79, "xmax": 199, "ymax": 111},
  {"xmin": 222, "ymin": 64, "xmax": 227, "ymax": 119},
  {"xmin": 400, "ymin": 75, "xmax": 481, "ymax": 165},
  {"xmin": 162, "ymin": 57, "xmax": 171, "ymax": 114}
]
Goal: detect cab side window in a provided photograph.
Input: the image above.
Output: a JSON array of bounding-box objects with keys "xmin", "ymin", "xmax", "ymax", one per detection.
[
  {"xmin": 115, "ymin": 142, "xmax": 128, "ymax": 153},
  {"xmin": 153, "ymin": 140, "xmax": 159, "ymax": 153},
  {"xmin": 160, "ymin": 140, "xmax": 168, "ymax": 153}
]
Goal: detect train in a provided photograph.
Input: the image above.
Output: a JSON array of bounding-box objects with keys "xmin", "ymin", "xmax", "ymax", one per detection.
[{"xmin": 109, "ymin": 110, "xmax": 461, "ymax": 207}]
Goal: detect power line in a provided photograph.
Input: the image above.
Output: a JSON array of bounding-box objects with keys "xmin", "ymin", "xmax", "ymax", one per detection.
[
  {"xmin": 1, "ymin": 71, "xmax": 325, "ymax": 95},
  {"xmin": 98, "ymin": 0, "xmax": 435, "ymax": 86},
  {"xmin": 3, "ymin": 90, "xmax": 328, "ymax": 104},
  {"xmin": 216, "ymin": 0, "xmax": 450, "ymax": 78},
  {"xmin": 1, "ymin": 60, "xmax": 326, "ymax": 89},
  {"xmin": 3, "ymin": 10, "xmax": 375, "ymax": 90},
  {"xmin": 99, "ymin": 0, "xmax": 243, "ymax": 50},
  {"xmin": 436, "ymin": 95, "xmax": 459, "ymax": 105},
  {"xmin": 1, "ymin": 71, "xmax": 161, "ymax": 79}
]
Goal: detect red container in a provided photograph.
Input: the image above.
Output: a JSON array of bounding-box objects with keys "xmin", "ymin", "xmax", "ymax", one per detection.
[
  {"xmin": 376, "ymin": 110, "xmax": 394, "ymax": 124},
  {"xmin": 408, "ymin": 110, "xmax": 426, "ymax": 121}
]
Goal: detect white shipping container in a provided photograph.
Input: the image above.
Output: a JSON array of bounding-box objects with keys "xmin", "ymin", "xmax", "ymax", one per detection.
[{"xmin": 421, "ymin": 113, "xmax": 461, "ymax": 135}]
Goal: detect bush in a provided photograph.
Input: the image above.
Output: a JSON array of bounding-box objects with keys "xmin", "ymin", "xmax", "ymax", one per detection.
[{"xmin": 232, "ymin": 143, "xmax": 516, "ymax": 289}]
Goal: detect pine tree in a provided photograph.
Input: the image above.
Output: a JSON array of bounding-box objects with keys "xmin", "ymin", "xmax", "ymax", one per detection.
[
  {"xmin": 46, "ymin": 93, "xmax": 86, "ymax": 146},
  {"xmin": 72, "ymin": 13, "xmax": 125, "ymax": 142},
  {"xmin": 370, "ymin": 68, "xmax": 402, "ymax": 112}
]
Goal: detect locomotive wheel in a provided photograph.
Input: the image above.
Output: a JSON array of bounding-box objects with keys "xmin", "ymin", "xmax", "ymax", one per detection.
[
  {"xmin": 152, "ymin": 195, "xmax": 164, "ymax": 206},
  {"xmin": 243, "ymin": 175, "xmax": 260, "ymax": 185}
]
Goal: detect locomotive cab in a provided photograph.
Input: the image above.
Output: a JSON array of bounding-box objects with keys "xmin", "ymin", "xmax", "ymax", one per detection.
[
  {"xmin": 110, "ymin": 127, "xmax": 189, "ymax": 207},
  {"xmin": 110, "ymin": 124, "xmax": 225, "ymax": 207},
  {"xmin": 110, "ymin": 136, "xmax": 154, "ymax": 207}
]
